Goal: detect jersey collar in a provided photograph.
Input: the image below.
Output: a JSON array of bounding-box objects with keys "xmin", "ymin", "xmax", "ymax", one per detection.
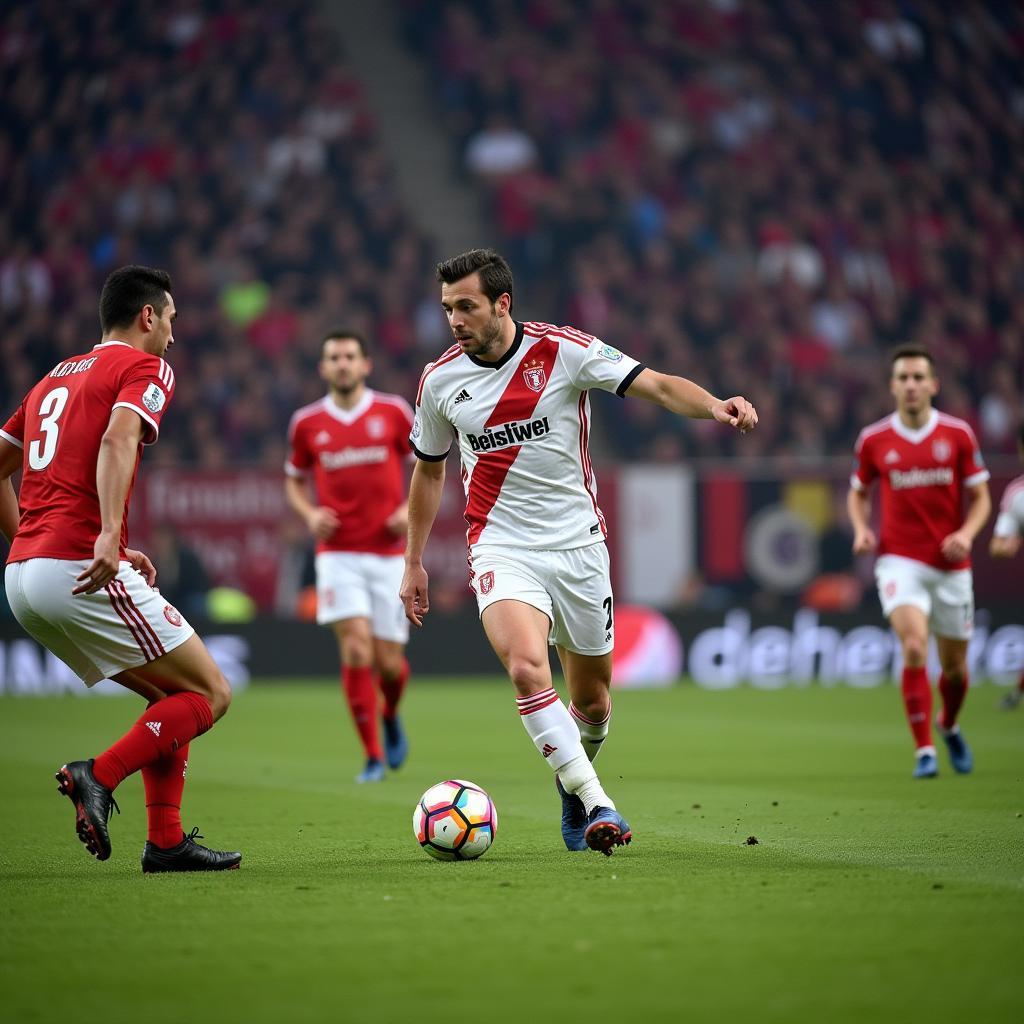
[
  {"xmin": 93, "ymin": 340, "xmax": 134, "ymax": 350},
  {"xmin": 467, "ymin": 321, "xmax": 524, "ymax": 370},
  {"xmin": 890, "ymin": 408, "xmax": 938, "ymax": 444},
  {"xmin": 322, "ymin": 388, "xmax": 374, "ymax": 425}
]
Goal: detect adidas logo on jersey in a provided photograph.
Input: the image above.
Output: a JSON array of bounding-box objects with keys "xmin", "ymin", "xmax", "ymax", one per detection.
[
  {"xmin": 453, "ymin": 388, "xmax": 472, "ymax": 405},
  {"xmin": 146, "ymin": 721, "xmax": 162, "ymax": 737}
]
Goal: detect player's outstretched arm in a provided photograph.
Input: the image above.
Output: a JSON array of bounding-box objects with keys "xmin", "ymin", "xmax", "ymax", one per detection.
[
  {"xmin": 624, "ymin": 368, "xmax": 757, "ymax": 431},
  {"xmin": 74, "ymin": 408, "xmax": 145, "ymax": 595},
  {"xmin": 0, "ymin": 438, "xmax": 21, "ymax": 544},
  {"xmin": 400, "ymin": 459, "xmax": 446, "ymax": 627},
  {"xmin": 990, "ymin": 534, "xmax": 1022, "ymax": 558},
  {"xmin": 847, "ymin": 486, "xmax": 877, "ymax": 554}
]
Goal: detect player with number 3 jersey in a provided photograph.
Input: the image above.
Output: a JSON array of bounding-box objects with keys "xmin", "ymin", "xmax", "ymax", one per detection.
[
  {"xmin": 0, "ymin": 265, "xmax": 240, "ymax": 873},
  {"xmin": 401, "ymin": 249, "xmax": 758, "ymax": 855}
]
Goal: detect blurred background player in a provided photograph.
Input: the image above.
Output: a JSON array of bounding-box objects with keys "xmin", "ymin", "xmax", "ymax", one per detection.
[
  {"xmin": 989, "ymin": 422, "xmax": 1024, "ymax": 708},
  {"xmin": 285, "ymin": 329, "xmax": 414, "ymax": 782},
  {"xmin": 400, "ymin": 249, "xmax": 757, "ymax": 854},
  {"xmin": 848, "ymin": 345, "xmax": 991, "ymax": 778},
  {"xmin": 0, "ymin": 265, "xmax": 240, "ymax": 872}
]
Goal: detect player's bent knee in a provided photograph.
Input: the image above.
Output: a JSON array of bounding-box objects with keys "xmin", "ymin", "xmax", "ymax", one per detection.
[
  {"xmin": 901, "ymin": 638, "xmax": 928, "ymax": 666},
  {"xmin": 208, "ymin": 672, "xmax": 232, "ymax": 721},
  {"xmin": 506, "ymin": 656, "xmax": 548, "ymax": 695},
  {"xmin": 573, "ymin": 693, "xmax": 610, "ymax": 722}
]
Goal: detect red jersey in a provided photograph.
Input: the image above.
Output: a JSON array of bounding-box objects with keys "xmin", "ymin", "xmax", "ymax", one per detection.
[
  {"xmin": 851, "ymin": 409, "xmax": 989, "ymax": 570},
  {"xmin": 2, "ymin": 341, "xmax": 176, "ymax": 564},
  {"xmin": 286, "ymin": 389, "xmax": 413, "ymax": 555}
]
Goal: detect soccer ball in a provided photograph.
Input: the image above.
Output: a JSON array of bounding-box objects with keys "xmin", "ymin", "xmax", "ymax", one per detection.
[{"xmin": 413, "ymin": 779, "xmax": 498, "ymax": 861}]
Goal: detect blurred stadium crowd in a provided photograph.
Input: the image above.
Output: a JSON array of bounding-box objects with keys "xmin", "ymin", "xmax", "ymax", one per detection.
[{"xmin": 2, "ymin": 0, "xmax": 1022, "ymax": 468}]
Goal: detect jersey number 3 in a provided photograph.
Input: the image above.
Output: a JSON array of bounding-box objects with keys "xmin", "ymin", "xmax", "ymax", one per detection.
[{"xmin": 28, "ymin": 386, "xmax": 70, "ymax": 471}]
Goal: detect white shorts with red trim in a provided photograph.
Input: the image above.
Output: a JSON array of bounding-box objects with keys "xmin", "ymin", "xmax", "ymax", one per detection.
[
  {"xmin": 314, "ymin": 551, "xmax": 409, "ymax": 642},
  {"xmin": 470, "ymin": 541, "xmax": 614, "ymax": 655},
  {"xmin": 4, "ymin": 558, "xmax": 195, "ymax": 686},
  {"xmin": 874, "ymin": 554, "xmax": 974, "ymax": 641}
]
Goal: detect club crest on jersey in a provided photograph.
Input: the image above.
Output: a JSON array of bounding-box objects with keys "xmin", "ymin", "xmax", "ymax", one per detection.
[
  {"xmin": 142, "ymin": 383, "xmax": 166, "ymax": 413},
  {"xmin": 163, "ymin": 604, "xmax": 182, "ymax": 627},
  {"xmin": 932, "ymin": 439, "xmax": 952, "ymax": 462},
  {"xmin": 522, "ymin": 359, "xmax": 547, "ymax": 393},
  {"xmin": 367, "ymin": 415, "xmax": 386, "ymax": 439},
  {"xmin": 479, "ymin": 571, "xmax": 495, "ymax": 595}
]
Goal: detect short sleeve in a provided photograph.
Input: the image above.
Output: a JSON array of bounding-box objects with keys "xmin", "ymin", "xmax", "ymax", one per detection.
[
  {"xmin": 562, "ymin": 335, "xmax": 643, "ymax": 397},
  {"xmin": 958, "ymin": 425, "xmax": 989, "ymax": 488},
  {"xmin": 1, "ymin": 400, "xmax": 26, "ymax": 449},
  {"xmin": 114, "ymin": 356, "xmax": 175, "ymax": 445},
  {"xmin": 993, "ymin": 484, "xmax": 1024, "ymax": 539},
  {"xmin": 285, "ymin": 414, "xmax": 313, "ymax": 477},
  {"xmin": 411, "ymin": 370, "xmax": 453, "ymax": 461},
  {"xmin": 850, "ymin": 430, "xmax": 877, "ymax": 491}
]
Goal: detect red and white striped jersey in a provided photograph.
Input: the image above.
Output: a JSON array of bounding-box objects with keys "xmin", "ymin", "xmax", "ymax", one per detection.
[
  {"xmin": 2, "ymin": 340, "xmax": 176, "ymax": 563},
  {"xmin": 850, "ymin": 409, "xmax": 989, "ymax": 570},
  {"xmin": 412, "ymin": 321, "xmax": 643, "ymax": 551},
  {"xmin": 994, "ymin": 474, "xmax": 1024, "ymax": 539}
]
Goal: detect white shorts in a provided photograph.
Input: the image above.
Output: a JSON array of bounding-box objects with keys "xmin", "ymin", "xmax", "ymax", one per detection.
[
  {"xmin": 470, "ymin": 542, "xmax": 614, "ymax": 656},
  {"xmin": 315, "ymin": 551, "xmax": 409, "ymax": 643},
  {"xmin": 5, "ymin": 558, "xmax": 195, "ymax": 686},
  {"xmin": 874, "ymin": 554, "xmax": 974, "ymax": 640}
]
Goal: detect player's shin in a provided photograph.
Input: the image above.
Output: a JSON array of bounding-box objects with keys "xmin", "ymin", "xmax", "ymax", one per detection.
[
  {"xmin": 342, "ymin": 666, "xmax": 383, "ymax": 761},
  {"xmin": 938, "ymin": 672, "xmax": 968, "ymax": 730},
  {"xmin": 516, "ymin": 689, "xmax": 614, "ymax": 813},
  {"xmin": 93, "ymin": 692, "xmax": 214, "ymax": 791},
  {"xmin": 142, "ymin": 744, "xmax": 189, "ymax": 849},
  {"xmin": 569, "ymin": 701, "xmax": 610, "ymax": 762},
  {"xmin": 378, "ymin": 658, "xmax": 410, "ymax": 720},
  {"xmin": 901, "ymin": 666, "xmax": 934, "ymax": 752}
]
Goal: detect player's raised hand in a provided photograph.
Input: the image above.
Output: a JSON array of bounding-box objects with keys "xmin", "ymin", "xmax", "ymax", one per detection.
[
  {"xmin": 852, "ymin": 527, "xmax": 877, "ymax": 555},
  {"xmin": 73, "ymin": 531, "xmax": 121, "ymax": 595},
  {"xmin": 941, "ymin": 529, "xmax": 971, "ymax": 563},
  {"xmin": 306, "ymin": 506, "xmax": 341, "ymax": 541},
  {"xmin": 125, "ymin": 547, "xmax": 157, "ymax": 587},
  {"xmin": 712, "ymin": 396, "xmax": 758, "ymax": 432},
  {"xmin": 400, "ymin": 562, "xmax": 430, "ymax": 627}
]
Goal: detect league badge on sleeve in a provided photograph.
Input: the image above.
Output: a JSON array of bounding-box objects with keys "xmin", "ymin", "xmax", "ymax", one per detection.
[
  {"xmin": 411, "ymin": 414, "xmax": 422, "ymax": 439},
  {"xmin": 599, "ymin": 344, "xmax": 623, "ymax": 362},
  {"xmin": 142, "ymin": 383, "xmax": 166, "ymax": 413}
]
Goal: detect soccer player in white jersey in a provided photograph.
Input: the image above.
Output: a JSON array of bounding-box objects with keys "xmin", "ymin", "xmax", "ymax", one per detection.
[
  {"xmin": 990, "ymin": 423, "xmax": 1024, "ymax": 709},
  {"xmin": 399, "ymin": 249, "xmax": 758, "ymax": 855},
  {"xmin": 848, "ymin": 346, "xmax": 991, "ymax": 778}
]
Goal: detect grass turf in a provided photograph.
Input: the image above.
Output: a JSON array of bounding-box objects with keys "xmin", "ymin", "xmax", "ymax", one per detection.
[{"xmin": 1, "ymin": 679, "xmax": 1021, "ymax": 1024}]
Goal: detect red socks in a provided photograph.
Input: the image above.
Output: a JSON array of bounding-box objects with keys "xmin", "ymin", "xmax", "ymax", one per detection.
[
  {"xmin": 901, "ymin": 666, "xmax": 933, "ymax": 750},
  {"xmin": 143, "ymin": 744, "xmax": 189, "ymax": 849},
  {"xmin": 378, "ymin": 659, "xmax": 410, "ymax": 720},
  {"xmin": 938, "ymin": 672, "xmax": 968, "ymax": 730},
  {"xmin": 93, "ymin": 691, "xmax": 214, "ymax": 791},
  {"xmin": 343, "ymin": 666, "xmax": 382, "ymax": 761}
]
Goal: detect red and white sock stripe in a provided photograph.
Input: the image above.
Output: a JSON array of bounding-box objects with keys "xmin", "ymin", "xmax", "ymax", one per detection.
[
  {"xmin": 569, "ymin": 701, "xmax": 611, "ymax": 727},
  {"xmin": 106, "ymin": 579, "xmax": 166, "ymax": 661},
  {"xmin": 516, "ymin": 688, "xmax": 560, "ymax": 716}
]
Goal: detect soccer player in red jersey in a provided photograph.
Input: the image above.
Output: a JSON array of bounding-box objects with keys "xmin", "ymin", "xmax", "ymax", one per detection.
[
  {"xmin": 0, "ymin": 266, "xmax": 241, "ymax": 872},
  {"xmin": 285, "ymin": 329, "xmax": 414, "ymax": 782},
  {"xmin": 848, "ymin": 345, "xmax": 991, "ymax": 778},
  {"xmin": 989, "ymin": 422, "xmax": 1024, "ymax": 709},
  {"xmin": 401, "ymin": 249, "xmax": 757, "ymax": 854}
]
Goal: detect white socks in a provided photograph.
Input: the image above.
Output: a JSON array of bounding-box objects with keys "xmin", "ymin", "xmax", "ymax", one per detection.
[
  {"xmin": 516, "ymin": 689, "xmax": 614, "ymax": 814},
  {"xmin": 569, "ymin": 701, "xmax": 610, "ymax": 761}
]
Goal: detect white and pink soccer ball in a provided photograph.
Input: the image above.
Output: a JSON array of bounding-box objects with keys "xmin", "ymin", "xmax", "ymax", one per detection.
[{"xmin": 413, "ymin": 779, "xmax": 497, "ymax": 861}]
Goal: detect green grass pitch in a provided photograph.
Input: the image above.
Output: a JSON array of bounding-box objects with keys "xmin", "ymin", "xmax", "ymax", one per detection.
[{"xmin": 1, "ymin": 678, "xmax": 1021, "ymax": 1024}]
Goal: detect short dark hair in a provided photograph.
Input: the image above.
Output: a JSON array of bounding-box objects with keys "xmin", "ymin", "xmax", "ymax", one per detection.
[
  {"xmin": 99, "ymin": 265, "xmax": 172, "ymax": 333},
  {"xmin": 890, "ymin": 343, "xmax": 934, "ymax": 368},
  {"xmin": 436, "ymin": 248, "xmax": 514, "ymax": 311},
  {"xmin": 321, "ymin": 328, "xmax": 368, "ymax": 357}
]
